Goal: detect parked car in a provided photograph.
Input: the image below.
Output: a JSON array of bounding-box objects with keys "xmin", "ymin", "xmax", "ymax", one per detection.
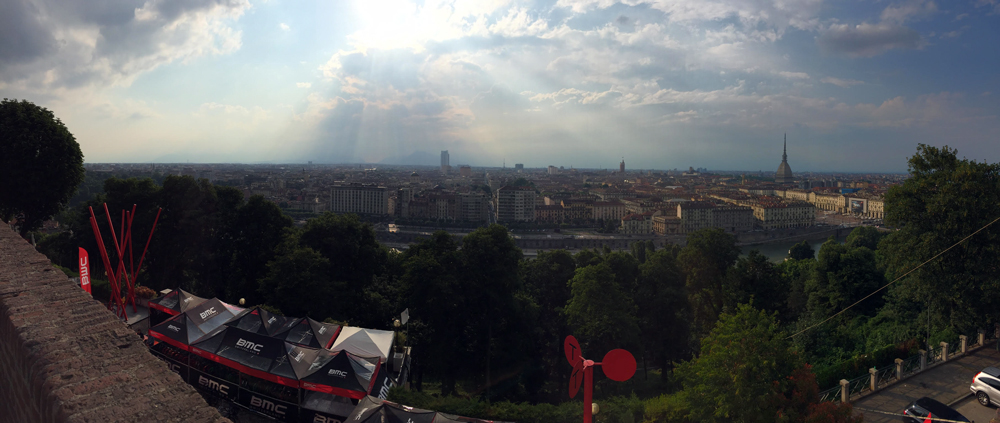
[
  {"xmin": 971, "ymin": 366, "xmax": 1000, "ymax": 406},
  {"xmin": 901, "ymin": 397, "xmax": 970, "ymax": 422}
]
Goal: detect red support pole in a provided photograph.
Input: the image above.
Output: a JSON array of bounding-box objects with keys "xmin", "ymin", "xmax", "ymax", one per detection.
[
  {"xmin": 130, "ymin": 208, "xmax": 162, "ymax": 290},
  {"xmin": 88, "ymin": 207, "xmax": 125, "ymax": 318},
  {"xmin": 583, "ymin": 364, "xmax": 593, "ymax": 423}
]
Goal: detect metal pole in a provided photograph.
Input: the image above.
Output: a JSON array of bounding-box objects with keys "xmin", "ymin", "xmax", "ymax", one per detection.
[{"xmin": 583, "ymin": 364, "xmax": 593, "ymax": 423}]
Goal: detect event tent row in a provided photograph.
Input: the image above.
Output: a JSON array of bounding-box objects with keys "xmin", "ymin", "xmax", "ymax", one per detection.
[{"xmin": 146, "ymin": 290, "xmax": 406, "ymax": 423}]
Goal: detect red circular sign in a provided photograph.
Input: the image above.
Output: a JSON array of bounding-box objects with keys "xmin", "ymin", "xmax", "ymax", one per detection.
[
  {"xmin": 564, "ymin": 335, "xmax": 582, "ymax": 365},
  {"xmin": 601, "ymin": 349, "xmax": 636, "ymax": 382}
]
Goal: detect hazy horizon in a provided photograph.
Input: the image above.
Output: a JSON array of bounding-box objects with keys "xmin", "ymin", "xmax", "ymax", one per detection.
[{"xmin": 3, "ymin": 0, "xmax": 998, "ymax": 173}]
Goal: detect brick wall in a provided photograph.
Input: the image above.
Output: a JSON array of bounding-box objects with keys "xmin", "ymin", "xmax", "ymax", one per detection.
[{"xmin": 0, "ymin": 224, "xmax": 230, "ymax": 423}]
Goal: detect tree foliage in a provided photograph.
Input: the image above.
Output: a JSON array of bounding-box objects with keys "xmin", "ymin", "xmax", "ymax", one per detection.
[
  {"xmin": 880, "ymin": 144, "xmax": 1000, "ymax": 336},
  {"xmin": 675, "ymin": 304, "xmax": 801, "ymax": 423},
  {"xmin": 678, "ymin": 228, "xmax": 740, "ymax": 336},
  {"xmin": 0, "ymin": 99, "xmax": 85, "ymax": 236}
]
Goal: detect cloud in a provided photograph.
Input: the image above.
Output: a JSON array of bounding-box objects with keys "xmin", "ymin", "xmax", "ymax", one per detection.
[
  {"xmin": 297, "ymin": 82, "xmax": 311, "ymax": 88},
  {"xmin": 779, "ymin": 71, "xmax": 810, "ymax": 80},
  {"xmin": 817, "ymin": 23, "xmax": 922, "ymax": 57},
  {"xmin": 880, "ymin": 0, "xmax": 938, "ymax": 23},
  {"xmin": 0, "ymin": 0, "xmax": 249, "ymax": 92},
  {"xmin": 821, "ymin": 77, "xmax": 864, "ymax": 87},
  {"xmin": 279, "ymin": 22, "xmax": 290, "ymax": 31}
]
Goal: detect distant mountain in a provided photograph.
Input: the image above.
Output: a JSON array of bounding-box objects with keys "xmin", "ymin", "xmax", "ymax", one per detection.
[{"xmin": 379, "ymin": 150, "xmax": 440, "ymax": 166}]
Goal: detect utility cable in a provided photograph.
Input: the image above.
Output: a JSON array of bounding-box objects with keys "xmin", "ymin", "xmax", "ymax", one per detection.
[
  {"xmin": 853, "ymin": 406, "xmax": 976, "ymax": 423},
  {"xmin": 788, "ymin": 215, "xmax": 1000, "ymax": 339}
]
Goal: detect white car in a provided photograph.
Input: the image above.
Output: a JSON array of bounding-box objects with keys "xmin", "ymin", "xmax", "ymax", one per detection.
[{"xmin": 970, "ymin": 366, "xmax": 1000, "ymax": 406}]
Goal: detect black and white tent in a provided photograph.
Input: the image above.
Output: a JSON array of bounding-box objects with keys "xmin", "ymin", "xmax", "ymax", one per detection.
[
  {"xmin": 148, "ymin": 289, "xmax": 207, "ymax": 315},
  {"xmin": 277, "ymin": 317, "xmax": 340, "ymax": 349},
  {"xmin": 300, "ymin": 349, "xmax": 382, "ymax": 399}
]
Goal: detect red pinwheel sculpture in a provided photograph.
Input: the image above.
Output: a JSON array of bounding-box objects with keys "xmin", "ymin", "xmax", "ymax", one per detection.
[{"xmin": 564, "ymin": 335, "xmax": 637, "ymax": 423}]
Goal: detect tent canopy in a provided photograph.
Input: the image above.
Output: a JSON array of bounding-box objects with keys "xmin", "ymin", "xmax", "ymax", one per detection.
[
  {"xmin": 226, "ymin": 307, "xmax": 295, "ymax": 336},
  {"xmin": 280, "ymin": 317, "xmax": 340, "ymax": 349},
  {"xmin": 330, "ymin": 327, "xmax": 394, "ymax": 359},
  {"xmin": 148, "ymin": 289, "xmax": 207, "ymax": 315},
  {"xmin": 346, "ymin": 397, "xmax": 439, "ymax": 423},
  {"xmin": 190, "ymin": 325, "xmax": 302, "ymax": 387},
  {"xmin": 301, "ymin": 350, "xmax": 381, "ymax": 399}
]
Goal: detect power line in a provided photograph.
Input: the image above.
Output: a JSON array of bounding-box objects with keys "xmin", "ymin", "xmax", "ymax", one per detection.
[
  {"xmin": 853, "ymin": 406, "xmax": 972, "ymax": 423},
  {"xmin": 788, "ymin": 215, "xmax": 1000, "ymax": 339}
]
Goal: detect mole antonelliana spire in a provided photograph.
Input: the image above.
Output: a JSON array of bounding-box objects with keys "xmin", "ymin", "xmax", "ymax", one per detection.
[{"xmin": 775, "ymin": 133, "xmax": 794, "ymax": 183}]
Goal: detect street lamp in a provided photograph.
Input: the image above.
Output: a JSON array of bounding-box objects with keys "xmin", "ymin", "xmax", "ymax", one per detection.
[
  {"xmin": 393, "ymin": 319, "xmax": 401, "ymax": 328},
  {"xmin": 239, "ymin": 298, "xmax": 245, "ymax": 306}
]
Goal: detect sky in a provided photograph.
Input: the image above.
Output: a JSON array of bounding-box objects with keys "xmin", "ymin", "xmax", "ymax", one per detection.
[{"xmin": 1, "ymin": 0, "xmax": 998, "ymax": 172}]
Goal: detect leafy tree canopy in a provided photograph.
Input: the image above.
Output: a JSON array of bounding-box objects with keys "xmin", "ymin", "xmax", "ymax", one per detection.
[{"xmin": 0, "ymin": 99, "xmax": 85, "ymax": 236}]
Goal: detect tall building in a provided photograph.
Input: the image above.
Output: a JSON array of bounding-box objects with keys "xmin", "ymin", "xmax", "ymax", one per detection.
[
  {"xmin": 620, "ymin": 159, "xmax": 625, "ymax": 173},
  {"xmin": 440, "ymin": 150, "xmax": 450, "ymax": 174},
  {"xmin": 330, "ymin": 183, "xmax": 388, "ymax": 215},
  {"xmin": 494, "ymin": 186, "xmax": 537, "ymax": 222},
  {"xmin": 775, "ymin": 134, "xmax": 794, "ymax": 183}
]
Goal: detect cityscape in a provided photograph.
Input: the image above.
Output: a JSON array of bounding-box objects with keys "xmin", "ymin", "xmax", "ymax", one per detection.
[{"xmin": 3, "ymin": 0, "xmax": 1000, "ymax": 422}]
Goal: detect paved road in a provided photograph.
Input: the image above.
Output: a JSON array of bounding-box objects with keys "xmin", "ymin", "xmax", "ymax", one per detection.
[
  {"xmin": 854, "ymin": 347, "xmax": 1000, "ymax": 423},
  {"xmin": 954, "ymin": 395, "xmax": 998, "ymax": 423}
]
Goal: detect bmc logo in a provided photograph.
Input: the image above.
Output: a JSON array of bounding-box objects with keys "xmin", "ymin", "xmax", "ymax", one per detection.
[
  {"xmin": 167, "ymin": 325, "xmax": 181, "ymax": 332},
  {"xmin": 79, "ymin": 257, "xmax": 90, "ymax": 286},
  {"xmin": 236, "ymin": 338, "xmax": 263, "ymax": 353},
  {"xmin": 377, "ymin": 377, "xmax": 394, "ymax": 400},
  {"xmin": 199, "ymin": 307, "xmax": 217, "ymax": 320},
  {"xmin": 293, "ymin": 351, "xmax": 305, "ymax": 362},
  {"xmin": 198, "ymin": 375, "xmax": 230, "ymax": 396},
  {"xmin": 328, "ymin": 369, "xmax": 348, "ymax": 377},
  {"xmin": 267, "ymin": 316, "xmax": 277, "ymax": 324},
  {"xmin": 250, "ymin": 396, "xmax": 287, "ymax": 415},
  {"xmin": 168, "ymin": 363, "xmax": 182, "ymax": 374},
  {"xmin": 313, "ymin": 415, "xmax": 343, "ymax": 423}
]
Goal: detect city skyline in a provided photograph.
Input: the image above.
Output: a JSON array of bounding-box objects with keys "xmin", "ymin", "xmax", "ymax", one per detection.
[{"xmin": 2, "ymin": 0, "xmax": 998, "ymax": 172}]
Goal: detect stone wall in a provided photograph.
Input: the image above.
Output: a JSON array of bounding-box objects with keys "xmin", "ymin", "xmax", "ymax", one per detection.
[{"xmin": 0, "ymin": 224, "xmax": 229, "ymax": 423}]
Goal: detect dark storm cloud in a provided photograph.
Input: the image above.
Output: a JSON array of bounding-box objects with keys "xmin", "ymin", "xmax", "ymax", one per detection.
[
  {"xmin": 0, "ymin": 0, "xmax": 55, "ymax": 66},
  {"xmin": 817, "ymin": 23, "xmax": 922, "ymax": 57}
]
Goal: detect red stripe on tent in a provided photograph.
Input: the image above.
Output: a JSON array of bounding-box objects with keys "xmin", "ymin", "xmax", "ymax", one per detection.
[
  {"xmin": 300, "ymin": 382, "xmax": 367, "ymax": 400},
  {"xmin": 149, "ymin": 302, "xmax": 179, "ymax": 315},
  {"xmin": 326, "ymin": 326, "xmax": 342, "ymax": 349},
  {"xmin": 149, "ymin": 331, "xmax": 190, "ymax": 351},
  {"xmin": 239, "ymin": 366, "xmax": 300, "ymax": 388}
]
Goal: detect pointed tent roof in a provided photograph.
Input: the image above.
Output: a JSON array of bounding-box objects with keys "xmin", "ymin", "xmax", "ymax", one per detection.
[
  {"xmin": 345, "ymin": 397, "xmax": 441, "ymax": 423},
  {"xmin": 148, "ymin": 289, "xmax": 207, "ymax": 315},
  {"xmin": 301, "ymin": 350, "xmax": 381, "ymax": 399},
  {"xmin": 279, "ymin": 317, "xmax": 341, "ymax": 349},
  {"xmin": 189, "ymin": 325, "xmax": 300, "ymax": 387},
  {"xmin": 184, "ymin": 298, "xmax": 243, "ymax": 335},
  {"xmin": 330, "ymin": 326, "xmax": 394, "ymax": 359},
  {"xmin": 271, "ymin": 343, "xmax": 322, "ymax": 382},
  {"xmin": 148, "ymin": 299, "xmax": 239, "ymax": 350},
  {"xmin": 226, "ymin": 307, "xmax": 295, "ymax": 336}
]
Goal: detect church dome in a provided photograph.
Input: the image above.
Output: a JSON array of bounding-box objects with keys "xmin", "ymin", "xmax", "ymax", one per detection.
[{"xmin": 774, "ymin": 135, "xmax": 794, "ymax": 183}]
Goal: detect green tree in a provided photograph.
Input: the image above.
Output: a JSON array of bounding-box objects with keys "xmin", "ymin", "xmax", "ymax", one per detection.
[
  {"xmin": 458, "ymin": 224, "xmax": 528, "ymax": 399},
  {"xmin": 258, "ymin": 243, "xmax": 332, "ymax": 319},
  {"xmin": 788, "ymin": 240, "xmax": 815, "ymax": 261},
  {"xmin": 636, "ymin": 245, "xmax": 690, "ymax": 377},
  {"xmin": 675, "ymin": 304, "xmax": 801, "ymax": 423},
  {"xmin": 522, "ymin": 249, "xmax": 577, "ymax": 390},
  {"xmin": 845, "ymin": 226, "xmax": 884, "ymax": 251},
  {"xmin": 603, "ymin": 251, "xmax": 640, "ymax": 296},
  {"xmin": 727, "ymin": 250, "xmax": 789, "ymax": 318},
  {"xmin": 564, "ymin": 264, "xmax": 640, "ymax": 358},
  {"xmin": 678, "ymin": 228, "xmax": 740, "ymax": 336},
  {"xmin": 0, "ymin": 99, "xmax": 85, "ymax": 236},
  {"xmin": 880, "ymin": 144, "xmax": 1000, "ymax": 340},
  {"xmin": 398, "ymin": 231, "xmax": 466, "ymax": 395},
  {"xmin": 224, "ymin": 195, "xmax": 293, "ymax": 305}
]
